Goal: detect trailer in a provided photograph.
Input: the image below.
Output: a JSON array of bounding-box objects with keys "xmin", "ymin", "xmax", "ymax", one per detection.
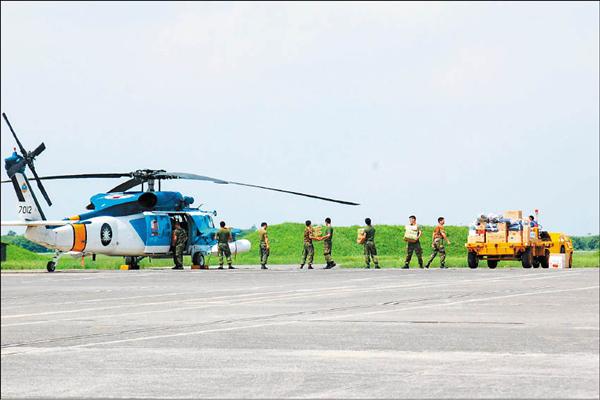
[
  {"xmin": 465, "ymin": 210, "xmax": 573, "ymax": 269},
  {"xmin": 466, "ymin": 227, "xmax": 552, "ymax": 269}
]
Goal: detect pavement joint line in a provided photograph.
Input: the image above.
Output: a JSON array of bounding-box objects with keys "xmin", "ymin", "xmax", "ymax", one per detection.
[
  {"xmin": 1, "ymin": 272, "xmax": 582, "ymax": 327},
  {"xmin": 0, "ymin": 273, "xmax": 560, "ymax": 326},
  {"xmin": 0, "ymin": 285, "xmax": 357, "ymax": 320},
  {"xmin": 2, "ymin": 284, "xmax": 596, "ymax": 357},
  {"xmin": 324, "ymin": 285, "xmax": 600, "ymax": 321},
  {"xmin": 0, "ymin": 292, "xmax": 191, "ymax": 310},
  {"xmin": 0, "ymin": 282, "xmax": 343, "ymax": 307}
]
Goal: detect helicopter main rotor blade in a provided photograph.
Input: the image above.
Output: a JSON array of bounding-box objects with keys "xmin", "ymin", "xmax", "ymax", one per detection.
[
  {"xmin": 108, "ymin": 177, "xmax": 143, "ymax": 193},
  {"xmin": 156, "ymin": 172, "xmax": 228, "ymax": 184},
  {"xmin": 162, "ymin": 172, "xmax": 359, "ymax": 206},
  {"xmin": 1, "ymin": 173, "xmax": 133, "ymax": 184},
  {"xmin": 228, "ymin": 181, "xmax": 360, "ymax": 206}
]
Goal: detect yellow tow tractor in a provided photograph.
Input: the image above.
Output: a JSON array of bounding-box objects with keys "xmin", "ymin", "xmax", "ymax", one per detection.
[
  {"xmin": 465, "ymin": 210, "xmax": 573, "ymax": 269},
  {"xmin": 542, "ymin": 232, "xmax": 574, "ymax": 268}
]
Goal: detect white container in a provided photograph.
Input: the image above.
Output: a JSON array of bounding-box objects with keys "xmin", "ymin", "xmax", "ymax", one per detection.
[
  {"xmin": 210, "ymin": 239, "xmax": 251, "ymax": 256},
  {"xmin": 549, "ymin": 254, "xmax": 566, "ymax": 269}
]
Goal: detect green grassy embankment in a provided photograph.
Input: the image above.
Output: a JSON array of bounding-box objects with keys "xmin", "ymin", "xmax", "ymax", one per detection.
[{"xmin": 1, "ymin": 223, "xmax": 598, "ymax": 270}]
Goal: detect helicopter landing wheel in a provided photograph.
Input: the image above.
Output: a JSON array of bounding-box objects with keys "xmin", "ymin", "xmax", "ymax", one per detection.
[
  {"xmin": 46, "ymin": 261, "xmax": 56, "ymax": 272},
  {"xmin": 124, "ymin": 256, "xmax": 141, "ymax": 270},
  {"xmin": 192, "ymin": 252, "xmax": 205, "ymax": 268}
]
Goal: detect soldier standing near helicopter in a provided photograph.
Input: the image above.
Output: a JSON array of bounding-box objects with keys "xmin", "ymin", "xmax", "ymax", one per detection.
[
  {"xmin": 258, "ymin": 222, "xmax": 270, "ymax": 270},
  {"xmin": 215, "ymin": 221, "xmax": 235, "ymax": 269},
  {"xmin": 171, "ymin": 220, "xmax": 187, "ymax": 270}
]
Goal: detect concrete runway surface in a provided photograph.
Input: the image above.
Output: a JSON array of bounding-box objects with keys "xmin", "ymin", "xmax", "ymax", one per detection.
[{"xmin": 1, "ymin": 267, "xmax": 599, "ymax": 399}]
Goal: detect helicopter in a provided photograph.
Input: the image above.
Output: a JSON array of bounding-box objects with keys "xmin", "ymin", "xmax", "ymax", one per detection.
[{"xmin": 0, "ymin": 113, "xmax": 359, "ymax": 272}]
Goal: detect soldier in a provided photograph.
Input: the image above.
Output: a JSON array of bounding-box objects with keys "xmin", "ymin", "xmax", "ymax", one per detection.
[
  {"xmin": 300, "ymin": 220, "xmax": 320, "ymax": 269},
  {"xmin": 403, "ymin": 215, "xmax": 423, "ymax": 269},
  {"xmin": 363, "ymin": 218, "xmax": 380, "ymax": 269},
  {"xmin": 425, "ymin": 217, "xmax": 451, "ymax": 269},
  {"xmin": 321, "ymin": 217, "xmax": 336, "ymax": 269},
  {"xmin": 171, "ymin": 220, "xmax": 188, "ymax": 270},
  {"xmin": 258, "ymin": 222, "xmax": 270, "ymax": 270},
  {"xmin": 214, "ymin": 221, "xmax": 235, "ymax": 269}
]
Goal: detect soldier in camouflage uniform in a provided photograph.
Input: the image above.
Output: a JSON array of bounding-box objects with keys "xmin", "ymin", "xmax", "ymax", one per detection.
[
  {"xmin": 258, "ymin": 222, "xmax": 270, "ymax": 270},
  {"xmin": 403, "ymin": 215, "xmax": 423, "ymax": 269},
  {"xmin": 300, "ymin": 220, "xmax": 320, "ymax": 269},
  {"xmin": 363, "ymin": 218, "xmax": 380, "ymax": 269},
  {"xmin": 171, "ymin": 221, "xmax": 188, "ymax": 270},
  {"xmin": 321, "ymin": 217, "xmax": 336, "ymax": 269},
  {"xmin": 425, "ymin": 217, "xmax": 451, "ymax": 269},
  {"xmin": 215, "ymin": 221, "xmax": 235, "ymax": 269}
]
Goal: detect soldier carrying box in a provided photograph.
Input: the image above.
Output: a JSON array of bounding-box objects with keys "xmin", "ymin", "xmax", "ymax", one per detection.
[{"xmin": 403, "ymin": 215, "xmax": 423, "ymax": 269}]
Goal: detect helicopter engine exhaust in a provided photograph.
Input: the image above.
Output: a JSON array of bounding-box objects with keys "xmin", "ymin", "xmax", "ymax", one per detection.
[
  {"xmin": 210, "ymin": 239, "xmax": 251, "ymax": 256},
  {"xmin": 138, "ymin": 192, "xmax": 157, "ymax": 209}
]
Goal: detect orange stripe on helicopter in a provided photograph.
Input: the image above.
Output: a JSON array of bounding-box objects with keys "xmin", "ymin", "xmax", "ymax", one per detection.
[
  {"xmin": 71, "ymin": 224, "xmax": 87, "ymax": 252},
  {"xmin": 68, "ymin": 215, "xmax": 80, "ymax": 221}
]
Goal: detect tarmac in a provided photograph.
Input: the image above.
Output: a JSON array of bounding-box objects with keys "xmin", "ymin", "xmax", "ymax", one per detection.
[{"xmin": 1, "ymin": 266, "xmax": 599, "ymax": 399}]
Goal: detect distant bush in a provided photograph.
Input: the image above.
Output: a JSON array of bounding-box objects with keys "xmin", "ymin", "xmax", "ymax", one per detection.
[
  {"xmin": 1, "ymin": 235, "xmax": 52, "ymax": 253},
  {"xmin": 572, "ymin": 236, "xmax": 599, "ymax": 251}
]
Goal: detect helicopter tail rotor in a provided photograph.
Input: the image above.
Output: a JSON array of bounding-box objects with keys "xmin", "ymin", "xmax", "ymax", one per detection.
[{"xmin": 2, "ymin": 113, "xmax": 53, "ymax": 206}]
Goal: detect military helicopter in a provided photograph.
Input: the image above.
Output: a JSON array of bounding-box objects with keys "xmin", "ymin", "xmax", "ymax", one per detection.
[{"xmin": 0, "ymin": 113, "xmax": 359, "ymax": 272}]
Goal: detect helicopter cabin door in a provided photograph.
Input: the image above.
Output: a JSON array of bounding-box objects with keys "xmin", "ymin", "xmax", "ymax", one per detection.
[{"xmin": 144, "ymin": 213, "xmax": 172, "ymax": 254}]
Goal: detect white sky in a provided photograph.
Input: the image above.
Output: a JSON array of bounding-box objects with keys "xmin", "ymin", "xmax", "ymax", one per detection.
[{"xmin": 1, "ymin": 1, "xmax": 598, "ymax": 235}]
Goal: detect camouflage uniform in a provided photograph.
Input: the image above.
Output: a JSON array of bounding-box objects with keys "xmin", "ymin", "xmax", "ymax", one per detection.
[
  {"xmin": 426, "ymin": 225, "xmax": 447, "ymax": 268},
  {"xmin": 323, "ymin": 225, "xmax": 334, "ymax": 264},
  {"xmin": 300, "ymin": 226, "xmax": 314, "ymax": 267},
  {"xmin": 363, "ymin": 225, "xmax": 379, "ymax": 268},
  {"xmin": 258, "ymin": 227, "xmax": 270, "ymax": 266},
  {"xmin": 216, "ymin": 227, "xmax": 233, "ymax": 267},
  {"xmin": 404, "ymin": 224, "xmax": 423, "ymax": 268},
  {"xmin": 172, "ymin": 227, "xmax": 188, "ymax": 268}
]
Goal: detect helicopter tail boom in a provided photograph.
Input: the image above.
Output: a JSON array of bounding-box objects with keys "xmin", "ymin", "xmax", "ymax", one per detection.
[{"xmin": 7, "ymin": 169, "xmax": 46, "ymax": 222}]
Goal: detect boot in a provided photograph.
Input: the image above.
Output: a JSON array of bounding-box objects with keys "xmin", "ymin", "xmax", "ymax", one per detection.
[
  {"xmin": 299, "ymin": 264, "xmax": 304, "ymax": 269},
  {"xmin": 261, "ymin": 264, "xmax": 268, "ymax": 270},
  {"xmin": 365, "ymin": 264, "xmax": 370, "ymax": 269},
  {"xmin": 375, "ymin": 265, "xmax": 381, "ymax": 269},
  {"xmin": 218, "ymin": 266, "xmax": 224, "ymax": 270},
  {"xmin": 401, "ymin": 264, "xmax": 409, "ymax": 269},
  {"xmin": 228, "ymin": 264, "xmax": 236, "ymax": 269},
  {"xmin": 308, "ymin": 265, "xmax": 314, "ymax": 269},
  {"xmin": 424, "ymin": 263, "xmax": 430, "ymax": 269}
]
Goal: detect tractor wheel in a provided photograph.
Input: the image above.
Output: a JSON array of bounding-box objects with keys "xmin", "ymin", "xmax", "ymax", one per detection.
[
  {"xmin": 487, "ymin": 260, "xmax": 498, "ymax": 269},
  {"xmin": 467, "ymin": 252, "xmax": 479, "ymax": 269},
  {"xmin": 521, "ymin": 248, "xmax": 533, "ymax": 269},
  {"xmin": 192, "ymin": 252, "xmax": 205, "ymax": 267},
  {"xmin": 46, "ymin": 261, "xmax": 56, "ymax": 273},
  {"xmin": 540, "ymin": 251, "xmax": 550, "ymax": 269},
  {"xmin": 532, "ymin": 258, "xmax": 540, "ymax": 268}
]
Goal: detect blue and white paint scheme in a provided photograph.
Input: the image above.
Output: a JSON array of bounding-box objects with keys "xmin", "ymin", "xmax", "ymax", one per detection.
[{"xmin": 2, "ymin": 150, "xmax": 251, "ymax": 269}]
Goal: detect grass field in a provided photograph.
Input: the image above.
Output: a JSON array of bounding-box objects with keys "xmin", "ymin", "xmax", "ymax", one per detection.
[{"xmin": 1, "ymin": 223, "xmax": 598, "ymax": 270}]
